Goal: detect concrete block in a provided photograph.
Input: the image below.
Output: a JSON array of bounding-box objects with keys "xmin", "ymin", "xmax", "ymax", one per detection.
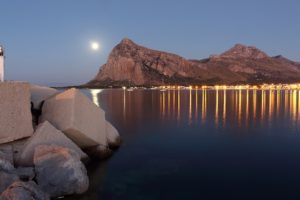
[
  {"xmin": 106, "ymin": 121, "xmax": 121, "ymax": 149},
  {"xmin": 17, "ymin": 121, "xmax": 88, "ymax": 166},
  {"xmin": 0, "ymin": 82, "xmax": 34, "ymax": 144},
  {"xmin": 40, "ymin": 88, "xmax": 107, "ymax": 148},
  {"xmin": 84, "ymin": 144, "xmax": 112, "ymax": 160},
  {"xmin": 30, "ymin": 84, "xmax": 59, "ymax": 110}
]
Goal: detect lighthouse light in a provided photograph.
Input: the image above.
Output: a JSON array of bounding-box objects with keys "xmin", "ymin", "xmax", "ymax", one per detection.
[{"xmin": 0, "ymin": 46, "xmax": 4, "ymax": 82}]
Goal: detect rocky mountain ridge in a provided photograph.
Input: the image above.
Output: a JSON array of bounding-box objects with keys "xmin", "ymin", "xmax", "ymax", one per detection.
[{"xmin": 86, "ymin": 38, "xmax": 300, "ymax": 87}]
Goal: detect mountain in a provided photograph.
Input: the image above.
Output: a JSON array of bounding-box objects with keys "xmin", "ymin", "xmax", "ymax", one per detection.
[
  {"xmin": 219, "ymin": 44, "xmax": 269, "ymax": 59},
  {"xmin": 86, "ymin": 38, "xmax": 300, "ymax": 87}
]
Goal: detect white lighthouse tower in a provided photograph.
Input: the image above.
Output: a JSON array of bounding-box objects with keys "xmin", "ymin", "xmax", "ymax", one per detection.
[{"xmin": 0, "ymin": 46, "xmax": 4, "ymax": 82}]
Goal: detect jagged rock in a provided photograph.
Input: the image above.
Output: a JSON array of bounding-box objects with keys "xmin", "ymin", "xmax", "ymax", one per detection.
[
  {"xmin": 1, "ymin": 154, "xmax": 34, "ymax": 188},
  {"xmin": 106, "ymin": 121, "xmax": 121, "ymax": 149},
  {"xmin": 0, "ymin": 181, "xmax": 49, "ymax": 200},
  {"xmin": 0, "ymin": 139, "xmax": 31, "ymax": 168},
  {"xmin": 30, "ymin": 84, "xmax": 59, "ymax": 110},
  {"xmin": 16, "ymin": 121, "xmax": 88, "ymax": 166},
  {"xmin": 40, "ymin": 88, "xmax": 107, "ymax": 148},
  {"xmin": 0, "ymin": 145, "xmax": 14, "ymax": 172},
  {"xmin": 1, "ymin": 151, "xmax": 34, "ymax": 190},
  {"xmin": 0, "ymin": 144, "xmax": 13, "ymax": 165},
  {"xmin": 0, "ymin": 145, "xmax": 14, "ymax": 173},
  {"xmin": 84, "ymin": 144, "xmax": 112, "ymax": 160},
  {"xmin": 34, "ymin": 145, "xmax": 89, "ymax": 198},
  {"xmin": 14, "ymin": 167, "xmax": 35, "ymax": 181},
  {"xmin": 0, "ymin": 171, "xmax": 19, "ymax": 193},
  {"xmin": 86, "ymin": 38, "xmax": 300, "ymax": 86},
  {"xmin": 8, "ymin": 139, "xmax": 28, "ymax": 167},
  {"xmin": 0, "ymin": 82, "xmax": 33, "ymax": 144},
  {"xmin": 0, "ymin": 158, "xmax": 14, "ymax": 172}
]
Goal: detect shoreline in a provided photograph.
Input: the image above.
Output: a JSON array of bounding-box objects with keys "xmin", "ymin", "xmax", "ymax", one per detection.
[{"xmin": 54, "ymin": 83, "xmax": 300, "ymax": 90}]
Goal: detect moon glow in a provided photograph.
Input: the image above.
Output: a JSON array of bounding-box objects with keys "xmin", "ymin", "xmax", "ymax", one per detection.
[{"xmin": 91, "ymin": 42, "xmax": 100, "ymax": 51}]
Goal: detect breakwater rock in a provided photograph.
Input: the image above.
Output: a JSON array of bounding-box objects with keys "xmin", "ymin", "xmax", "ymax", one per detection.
[{"xmin": 0, "ymin": 81, "xmax": 121, "ymax": 199}]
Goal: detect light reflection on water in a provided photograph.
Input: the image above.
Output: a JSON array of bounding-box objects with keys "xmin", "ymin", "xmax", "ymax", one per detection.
[
  {"xmin": 89, "ymin": 89, "xmax": 300, "ymax": 130},
  {"xmin": 90, "ymin": 89, "xmax": 103, "ymax": 107},
  {"xmin": 79, "ymin": 88, "xmax": 300, "ymax": 200}
]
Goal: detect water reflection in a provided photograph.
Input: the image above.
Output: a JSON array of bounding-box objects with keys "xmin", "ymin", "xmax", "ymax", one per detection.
[
  {"xmin": 245, "ymin": 89, "xmax": 249, "ymax": 127},
  {"xmin": 223, "ymin": 89, "xmax": 226, "ymax": 127},
  {"xmin": 177, "ymin": 90, "xmax": 181, "ymax": 122},
  {"xmin": 202, "ymin": 89, "xmax": 207, "ymax": 124},
  {"xmin": 82, "ymin": 88, "xmax": 300, "ymax": 200},
  {"xmin": 238, "ymin": 89, "xmax": 242, "ymax": 127},
  {"xmin": 261, "ymin": 90, "xmax": 266, "ymax": 121},
  {"xmin": 89, "ymin": 89, "xmax": 300, "ymax": 131},
  {"xmin": 90, "ymin": 89, "xmax": 103, "ymax": 107},
  {"xmin": 123, "ymin": 90, "xmax": 126, "ymax": 119},
  {"xmin": 253, "ymin": 89, "xmax": 257, "ymax": 122},
  {"xmin": 189, "ymin": 89, "xmax": 192, "ymax": 124}
]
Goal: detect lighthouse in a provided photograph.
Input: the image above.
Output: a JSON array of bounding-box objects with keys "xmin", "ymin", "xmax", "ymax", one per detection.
[{"xmin": 0, "ymin": 46, "xmax": 4, "ymax": 82}]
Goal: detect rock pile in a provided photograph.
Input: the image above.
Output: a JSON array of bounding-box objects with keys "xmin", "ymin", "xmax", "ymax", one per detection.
[{"xmin": 0, "ymin": 81, "xmax": 121, "ymax": 199}]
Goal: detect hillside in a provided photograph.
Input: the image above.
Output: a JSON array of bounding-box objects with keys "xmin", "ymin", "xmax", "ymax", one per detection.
[{"xmin": 86, "ymin": 38, "xmax": 300, "ymax": 87}]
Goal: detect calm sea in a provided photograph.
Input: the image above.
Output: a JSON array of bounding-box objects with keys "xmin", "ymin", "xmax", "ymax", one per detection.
[{"xmin": 75, "ymin": 89, "xmax": 300, "ymax": 200}]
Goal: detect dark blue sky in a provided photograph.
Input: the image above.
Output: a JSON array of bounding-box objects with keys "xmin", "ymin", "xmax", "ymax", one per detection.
[{"xmin": 1, "ymin": 0, "xmax": 299, "ymax": 86}]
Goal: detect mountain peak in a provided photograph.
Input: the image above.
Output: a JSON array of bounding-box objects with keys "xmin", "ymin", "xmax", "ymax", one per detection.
[
  {"xmin": 120, "ymin": 38, "xmax": 135, "ymax": 46},
  {"xmin": 274, "ymin": 55, "xmax": 284, "ymax": 59},
  {"xmin": 220, "ymin": 44, "xmax": 269, "ymax": 59},
  {"xmin": 233, "ymin": 43, "xmax": 247, "ymax": 48},
  {"xmin": 86, "ymin": 39, "xmax": 300, "ymax": 87}
]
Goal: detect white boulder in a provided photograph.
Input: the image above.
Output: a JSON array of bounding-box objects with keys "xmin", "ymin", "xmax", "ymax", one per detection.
[
  {"xmin": 84, "ymin": 144, "xmax": 112, "ymax": 160},
  {"xmin": 0, "ymin": 82, "xmax": 33, "ymax": 144},
  {"xmin": 40, "ymin": 88, "xmax": 107, "ymax": 148},
  {"xmin": 16, "ymin": 121, "xmax": 88, "ymax": 166},
  {"xmin": 106, "ymin": 121, "xmax": 121, "ymax": 149},
  {"xmin": 34, "ymin": 145, "xmax": 89, "ymax": 198},
  {"xmin": 30, "ymin": 84, "xmax": 59, "ymax": 110}
]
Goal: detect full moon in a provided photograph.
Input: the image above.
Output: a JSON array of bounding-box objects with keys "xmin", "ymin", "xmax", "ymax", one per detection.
[{"xmin": 91, "ymin": 42, "xmax": 100, "ymax": 51}]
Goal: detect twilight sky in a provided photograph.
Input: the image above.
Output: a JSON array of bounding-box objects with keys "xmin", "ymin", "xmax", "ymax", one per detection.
[{"xmin": 0, "ymin": 0, "xmax": 300, "ymax": 86}]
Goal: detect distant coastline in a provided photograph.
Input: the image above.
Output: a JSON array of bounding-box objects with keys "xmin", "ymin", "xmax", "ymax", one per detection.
[{"xmin": 57, "ymin": 83, "xmax": 300, "ymax": 90}]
